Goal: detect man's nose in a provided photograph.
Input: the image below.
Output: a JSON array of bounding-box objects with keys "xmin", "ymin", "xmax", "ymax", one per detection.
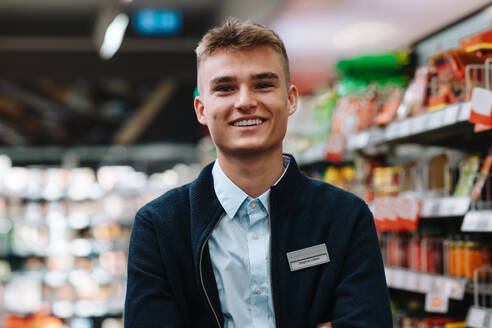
[{"xmin": 234, "ymin": 86, "xmax": 257, "ymax": 111}]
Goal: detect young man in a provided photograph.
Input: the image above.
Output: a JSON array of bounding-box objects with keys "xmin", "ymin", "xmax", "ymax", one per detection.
[{"xmin": 125, "ymin": 18, "xmax": 392, "ymax": 328}]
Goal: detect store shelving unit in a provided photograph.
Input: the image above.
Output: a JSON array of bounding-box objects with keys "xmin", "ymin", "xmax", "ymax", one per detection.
[
  {"xmin": 384, "ymin": 266, "xmax": 468, "ymax": 299},
  {"xmin": 0, "ymin": 155, "xmax": 200, "ymax": 327},
  {"xmin": 294, "ymin": 6, "xmax": 492, "ymax": 326}
]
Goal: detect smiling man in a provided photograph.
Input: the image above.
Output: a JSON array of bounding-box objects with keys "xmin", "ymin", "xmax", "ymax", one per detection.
[{"xmin": 125, "ymin": 18, "xmax": 392, "ymax": 328}]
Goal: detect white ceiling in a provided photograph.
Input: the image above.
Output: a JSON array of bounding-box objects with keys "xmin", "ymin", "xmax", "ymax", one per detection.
[{"xmin": 267, "ymin": 0, "xmax": 492, "ymax": 91}]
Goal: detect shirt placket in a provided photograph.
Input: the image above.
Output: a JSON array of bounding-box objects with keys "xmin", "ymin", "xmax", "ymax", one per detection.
[{"xmin": 246, "ymin": 198, "xmax": 270, "ymax": 328}]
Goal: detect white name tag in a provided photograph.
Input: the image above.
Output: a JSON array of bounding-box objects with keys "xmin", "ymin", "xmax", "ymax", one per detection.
[{"xmin": 286, "ymin": 243, "xmax": 330, "ymax": 271}]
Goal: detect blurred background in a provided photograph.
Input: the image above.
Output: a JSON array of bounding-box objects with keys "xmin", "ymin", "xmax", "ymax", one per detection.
[{"xmin": 1, "ymin": 0, "xmax": 492, "ymax": 327}]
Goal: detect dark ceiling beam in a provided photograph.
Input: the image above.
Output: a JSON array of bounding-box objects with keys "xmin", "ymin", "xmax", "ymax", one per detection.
[
  {"xmin": 0, "ymin": 37, "xmax": 199, "ymax": 52},
  {"xmin": 0, "ymin": 51, "xmax": 197, "ymax": 80}
]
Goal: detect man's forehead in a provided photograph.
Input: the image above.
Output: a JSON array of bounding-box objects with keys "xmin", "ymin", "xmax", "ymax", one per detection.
[{"xmin": 200, "ymin": 47, "xmax": 284, "ymax": 79}]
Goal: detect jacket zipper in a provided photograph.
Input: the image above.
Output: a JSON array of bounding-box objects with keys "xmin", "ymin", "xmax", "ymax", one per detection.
[
  {"xmin": 199, "ymin": 211, "xmax": 224, "ymax": 328},
  {"xmin": 269, "ymin": 204, "xmax": 279, "ymax": 327}
]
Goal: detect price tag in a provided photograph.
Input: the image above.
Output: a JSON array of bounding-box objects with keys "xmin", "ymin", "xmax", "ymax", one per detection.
[
  {"xmin": 420, "ymin": 199, "xmax": 433, "ymax": 217},
  {"xmin": 462, "ymin": 211, "xmax": 481, "ymax": 231},
  {"xmin": 418, "ymin": 273, "xmax": 434, "ymax": 293},
  {"xmin": 443, "ymin": 104, "xmax": 459, "ymax": 126},
  {"xmin": 404, "ymin": 271, "xmax": 419, "ymax": 291},
  {"xmin": 411, "ymin": 115, "xmax": 427, "ymax": 134},
  {"xmin": 438, "ymin": 197, "xmax": 455, "ymax": 217},
  {"xmin": 458, "ymin": 102, "xmax": 472, "ymax": 122},
  {"xmin": 392, "ymin": 269, "xmax": 405, "ymax": 289},
  {"xmin": 425, "ymin": 292, "xmax": 449, "ymax": 313},
  {"xmin": 433, "ymin": 276, "xmax": 447, "ymax": 293},
  {"xmin": 466, "ymin": 306, "xmax": 487, "ymax": 328},
  {"xmin": 446, "ymin": 277, "xmax": 467, "ymax": 300},
  {"xmin": 427, "ymin": 110, "xmax": 445, "ymax": 130},
  {"xmin": 301, "ymin": 143, "xmax": 325, "ymax": 164},
  {"xmin": 463, "ymin": 211, "xmax": 492, "ymax": 232},
  {"xmin": 428, "ymin": 199, "xmax": 440, "ymax": 217},
  {"xmin": 451, "ymin": 197, "xmax": 471, "ymax": 216},
  {"xmin": 477, "ymin": 211, "xmax": 492, "ymax": 232}
]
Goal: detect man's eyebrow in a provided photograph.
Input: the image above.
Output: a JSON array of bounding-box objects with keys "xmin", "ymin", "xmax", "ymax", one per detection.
[
  {"xmin": 210, "ymin": 76, "xmax": 236, "ymax": 86},
  {"xmin": 251, "ymin": 72, "xmax": 279, "ymax": 80}
]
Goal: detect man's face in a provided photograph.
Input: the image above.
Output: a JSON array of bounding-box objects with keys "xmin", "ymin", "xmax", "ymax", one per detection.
[{"xmin": 194, "ymin": 45, "xmax": 298, "ymax": 157}]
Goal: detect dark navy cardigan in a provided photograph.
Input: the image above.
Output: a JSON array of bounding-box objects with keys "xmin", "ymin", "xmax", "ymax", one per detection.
[{"xmin": 124, "ymin": 155, "xmax": 392, "ymax": 328}]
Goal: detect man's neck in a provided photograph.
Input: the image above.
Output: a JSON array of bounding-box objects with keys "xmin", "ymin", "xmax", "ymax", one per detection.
[{"xmin": 216, "ymin": 149, "xmax": 285, "ymax": 198}]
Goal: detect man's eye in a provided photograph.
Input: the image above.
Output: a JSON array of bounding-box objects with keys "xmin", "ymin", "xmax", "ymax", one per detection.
[
  {"xmin": 256, "ymin": 83, "xmax": 273, "ymax": 89},
  {"xmin": 214, "ymin": 86, "xmax": 234, "ymax": 92}
]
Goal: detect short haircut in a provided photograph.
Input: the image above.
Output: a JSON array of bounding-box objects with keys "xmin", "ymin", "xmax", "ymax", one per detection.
[{"xmin": 195, "ymin": 17, "xmax": 291, "ymax": 85}]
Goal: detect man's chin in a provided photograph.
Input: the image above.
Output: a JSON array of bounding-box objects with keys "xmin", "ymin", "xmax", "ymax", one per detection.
[{"xmin": 219, "ymin": 145, "xmax": 272, "ymax": 157}]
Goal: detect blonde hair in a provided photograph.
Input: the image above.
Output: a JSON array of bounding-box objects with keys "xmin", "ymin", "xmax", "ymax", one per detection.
[{"xmin": 195, "ymin": 17, "xmax": 290, "ymax": 85}]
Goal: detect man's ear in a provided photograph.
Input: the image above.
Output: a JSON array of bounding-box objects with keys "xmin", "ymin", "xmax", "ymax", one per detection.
[
  {"xmin": 194, "ymin": 96, "xmax": 208, "ymax": 126},
  {"xmin": 287, "ymin": 84, "xmax": 299, "ymax": 116}
]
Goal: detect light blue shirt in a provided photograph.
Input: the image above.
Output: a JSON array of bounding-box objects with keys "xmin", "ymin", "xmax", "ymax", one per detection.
[{"xmin": 209, "ymin": 157, "xmax": 289, "ymax": 328}]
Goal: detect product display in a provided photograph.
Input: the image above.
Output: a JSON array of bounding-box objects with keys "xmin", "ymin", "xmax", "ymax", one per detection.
[
  {"xmin": 0, "ymin": 158, "xmax": 200, "ymax": 327},
  {"xmin": 297, "ymin": 18, "xmax": 492, "ymax": 323}
]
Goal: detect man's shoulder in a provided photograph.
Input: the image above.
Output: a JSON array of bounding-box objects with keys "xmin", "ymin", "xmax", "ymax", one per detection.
[{"xmin": 135, "ymin": 182, "xmax": 192, "ymax": 221}]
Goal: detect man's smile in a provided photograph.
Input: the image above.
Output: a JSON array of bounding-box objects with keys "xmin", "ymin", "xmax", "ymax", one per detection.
[
  {"xmin": 229, "ymin": 116, "xmax": 267, "ymax": 128},
  {"xmin": 231, "ymin": 118, "xmax": 265, "ymax": 127}
]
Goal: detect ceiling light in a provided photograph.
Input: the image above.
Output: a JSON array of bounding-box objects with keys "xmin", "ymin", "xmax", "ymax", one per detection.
[{"xmin": 99, "ymin": 13, "xmax": 129, "ymax": 60}]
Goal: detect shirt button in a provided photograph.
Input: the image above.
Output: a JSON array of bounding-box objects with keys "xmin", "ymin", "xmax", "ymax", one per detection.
[
  {"xmin": 252, "ymin": 232, "xmax": 259, "ymax": 240},
  {"xmin": 255, "ymin": 287, "xmax": 262, "ymax": 294},
  {"xmin": 250, "ymin": 202, "xmax": 258, "ymax": 209}
]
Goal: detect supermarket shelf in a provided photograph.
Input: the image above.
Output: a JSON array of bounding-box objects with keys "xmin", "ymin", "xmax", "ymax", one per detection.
[
  {"xmin": 385, "ymin": 266, "xmax": 468, "ymax": 300},
  {"xmin": 347, "ymin": 102, "xmax": 492, "ymax": 151},
  {"xmin": 0, "ymin": 187, "xmax": 161, "ymax": 202},
  {"xmin": 295, "ymin": 142, "xmax": 356, "ymax": 166},
  {"xmin": 420, "ymin": 196, "xmax": 471, "ymax": 218},
  {"xmin": 0, "ymin": 143, "xmax": 199, "ymax": 164},
  {"xmin": 295, "ymin": 142, "xmax": 327, "ymax": 166},
  {"xmin": 4, "ymin": 239, "xmax": 130, "ymax": 259}
]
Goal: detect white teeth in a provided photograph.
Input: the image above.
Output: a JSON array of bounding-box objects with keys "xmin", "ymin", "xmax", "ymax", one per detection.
[{"xmin": 232, "ymin": 119, "xmax": 263, "ymax": 126}]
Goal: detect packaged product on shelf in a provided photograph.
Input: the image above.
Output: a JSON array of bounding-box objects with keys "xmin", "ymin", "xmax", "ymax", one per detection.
[
  {"xmin": 429, "ymin": 154, "xmax": 451, "ymax": 196},
  {"xmin": 461, "ymin": 27, "xmax": 492, "ymax": 60},
  {"xmin": 397, "ymin": 66, "xmax": 432, "ymax": 120},
  {"xmin": 444, "ymin": 235, "xmax": 491, "ymax": 279},
  {"xmin": 463, "ymin": 236, "xmax": 483, "ymax": 279},
  {"xmin": 429, "ymin": 49, "xmax": 483, "ymax": 107},
  {"xmin": 321, "ymin": 165, "xmax": 355, "ymax": 191},
  {"xmin": 375, "ymin": 87, "xmax": 404, "ymax": 125},
  {"xmin": 453, "ymin": 156, "xmax": 480, "ymax": 197},
  {"xmin": 421, "ymin": 234, "xmax": 443, "ymax": 274},
  {"xmin": 409, "ymin": 233, "xmax": 422, "ymax": 271},
  {"xmin": 471, "ymin": 151, "xmax": 492, "ymax": 202}
]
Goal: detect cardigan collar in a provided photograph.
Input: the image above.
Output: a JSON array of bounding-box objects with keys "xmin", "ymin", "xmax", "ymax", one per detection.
[{"xmin": 188, "ymin": 153, "xmax": 306, "ymax": 259}]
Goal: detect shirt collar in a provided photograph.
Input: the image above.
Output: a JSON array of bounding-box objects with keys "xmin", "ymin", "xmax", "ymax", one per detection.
[{"xmin": 212, "ymin": 155, "xmax": 290, "ymax": 219}]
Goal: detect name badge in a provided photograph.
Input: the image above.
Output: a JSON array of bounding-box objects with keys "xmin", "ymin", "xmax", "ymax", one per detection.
[{"xmin": 286, "ymin": 243, "xmax": 330, "ymax": 271}]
